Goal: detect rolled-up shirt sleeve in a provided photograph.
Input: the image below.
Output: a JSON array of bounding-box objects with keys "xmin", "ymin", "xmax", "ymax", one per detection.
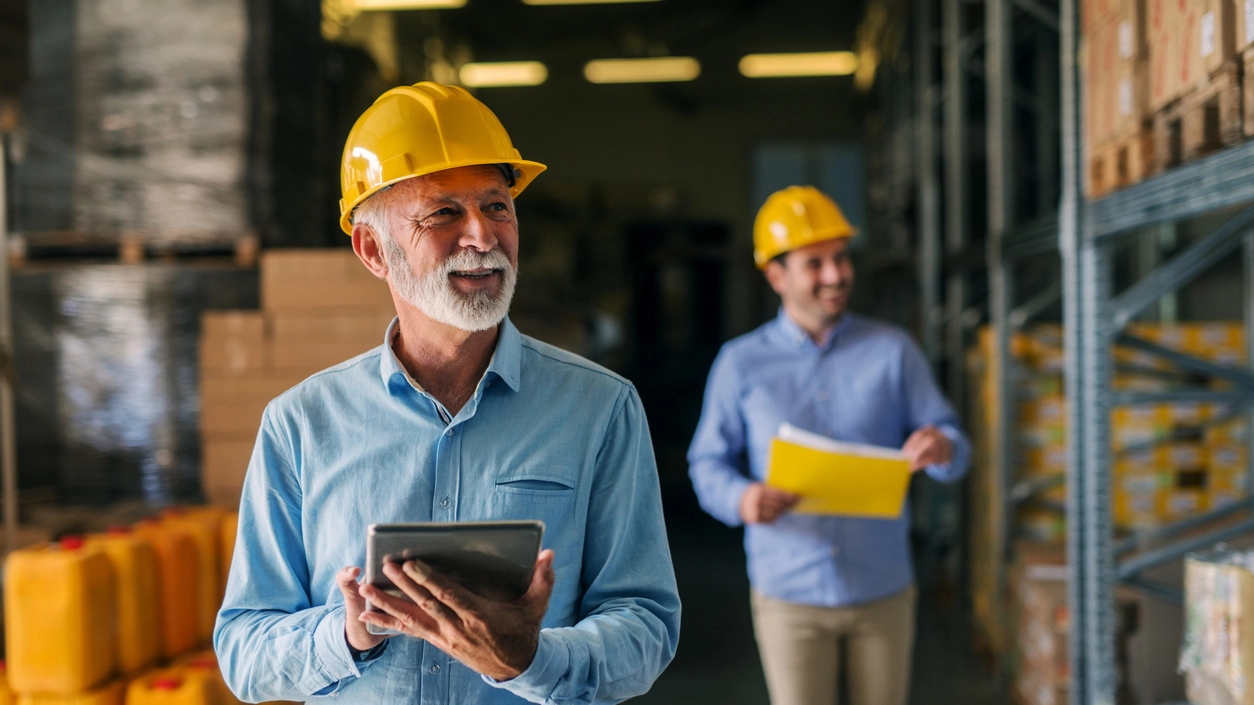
[
  {"xmin": 686, "ymin": 350, "xmax": 753, "ymax": 527},
  {"xmin": 486, "ymin": 385, "xmax": 681, "ymax": 705},
  {"xmin": 214, "ymin": 407, "xmax": 377, "ymax": 702},
  {"xmin": 899, "ymin": 337, "xmax": 971, "ymax": 483}
]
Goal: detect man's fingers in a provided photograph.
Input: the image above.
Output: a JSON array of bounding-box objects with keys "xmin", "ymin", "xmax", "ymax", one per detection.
[
  {"xmin": 337, "ymin": 567, "xmax": 366, "ymax": 608},
  {"xmin": 523, "ymin": 550, "xmax": 557, "ymax": 601},
  {"xmin": 360, "ymin": 582, "xmax": 441, "ymax": 634},
  {"xmin": 401, "ymin": 560, "xmax": 483, "ymax": 617},
  {"xmin": 382, "ymin": 562, "xmax": 463, "ymax": 625}
]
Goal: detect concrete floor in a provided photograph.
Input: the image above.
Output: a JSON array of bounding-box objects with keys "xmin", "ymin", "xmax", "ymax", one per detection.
[{"xmin": 634, "ymin": 514, "xmax": 1006, "ymax": 705}]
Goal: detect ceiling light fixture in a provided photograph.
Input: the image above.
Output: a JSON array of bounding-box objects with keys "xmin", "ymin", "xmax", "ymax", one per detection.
[
  {"xmin": 523, "ymin": 0, "xmax": 659, "ymax": 5},
  {"xmin": 738, "ymin": 51, "xmax": 859, "ymax": 78},
  {"xmin": 584, "ymin": 57, "xmax": 700, "ymax": 84},
  {"xmin": 352, "ymin": 0, "xmax": 466, "ymax": 9},
  {"xmin": 459, "ymin": 61, "xmax": 549, "ymax": 87}
]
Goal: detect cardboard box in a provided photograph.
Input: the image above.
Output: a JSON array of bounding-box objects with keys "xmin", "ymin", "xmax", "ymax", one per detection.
[
  {"xmin": 267, "ymin": 341, "xmax": 380, "ymax": 376},
  {"xmin": 200, "ymin": 312, "xmax": 266, "ymax": 376},
  {"xmin": 1181, "ymin": 549, "xmax": 1254, "ymax": 705},
  {"xmin": 268, "ymin": 309, "xmax": 395, "ymax": 346},
  {"xmin": 202, "ymin": 438, "xmax": 255, "ymax": 508},
  {"xmin": 1238, "ymin": 0, "xmax": 1254, "ymax": 49},
  {"xmin": 199, "ymin": 375, "xmax": 300, "ymax": 438},
  {"xmin": 260, "ymin": 249, "xmax": 396, "ymax": 312}
]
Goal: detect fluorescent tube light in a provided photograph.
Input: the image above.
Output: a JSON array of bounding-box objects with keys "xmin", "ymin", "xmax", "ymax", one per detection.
[
  {"xmin": 524, "ymin": 0, "xmax": 659, "ymax": 4},
  {"xmin": 459, "ymin": 61, "xmax": 548, "ymax": 87},
  {"xmin": 352, "ymin": 0, "xmax": 466, "ymax": 9},
  {"xmin": 738, "ymin": 52, "xmax": 859, "ymax": 78},
  {"xmin": 584, "ymin": 57, "xmax": 700, "ymax": 84}
]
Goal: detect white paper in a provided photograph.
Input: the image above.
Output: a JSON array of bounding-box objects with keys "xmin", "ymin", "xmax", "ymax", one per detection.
[
  {"xmin": 1202, "ymin": 11, "xmax": 1217, "ymax": 57},
  {"xmin": 1119, "ymin": 21, "xmax": 1133, "ymax": 58},
  {"xmin": 777, "ymin": 423, "xmax": 906, "ymax": 461},
  {"xmin": 1247, "ymin": 0, "xmax": 1254, "ymax": 46}
]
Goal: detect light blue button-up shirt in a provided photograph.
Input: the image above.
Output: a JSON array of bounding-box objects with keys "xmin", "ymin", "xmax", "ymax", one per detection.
[
  {"xmin": 687, "ymin": 310, "xmax": 970, "ymax": 608},
  {"xmin": 214, "ymin": 318, "xmax": 680, "ymax": 704}
]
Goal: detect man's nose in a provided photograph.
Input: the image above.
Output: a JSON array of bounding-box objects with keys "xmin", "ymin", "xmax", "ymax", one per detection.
[
  {"xmin": 820, "ymin": 260, "xmax": 845, "ymax": 285},
  {"xmin": 459, "ymin": 211, "xmax": 500, "ymax": 252}
]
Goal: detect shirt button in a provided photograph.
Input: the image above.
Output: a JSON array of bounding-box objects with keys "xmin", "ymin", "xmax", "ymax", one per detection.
[
  {"xmin": 440, "ymin": 497, "xmax": 451, "ymax": 508},
  {"xmin": 446, "ymin": 428, "xmax": 455, "ymax": 437},
  {"xmin": 430, "ymin": 663, "xmax": 440, "ymax": 674},
  {"xmin": 830, "ymin": 546, "xmax": 841, "ymax": 557},
  {"xmin": 817, "ymin": 391, "xmax": 829, "ymax": 400}
]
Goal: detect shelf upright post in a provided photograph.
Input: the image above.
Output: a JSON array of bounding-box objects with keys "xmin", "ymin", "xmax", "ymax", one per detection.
[
  {"xmin": 986, "ymin": 0, "xmax": 1016, "ymax": 639},
  {"xmin": 944, "ymin": 0, "xmax": 968, "ymax": 414},
  {"xmin": 0, "ymin": 133, "xmax": 17, "ymax": 554},
  {"xmin": 1060, "ymin": 0, "xmax": 1090, "ymax": 700},
  {"xmin": 1246, "ymin": 233, "xmax": 1254, "ymax": 500},
  {"xmin": 918, "ymin": 0, "xmax": 942, "ymax": 369},
  {"xmin": 1062, "ymin": 0, "xmax": 1117, "ymax": 699}
]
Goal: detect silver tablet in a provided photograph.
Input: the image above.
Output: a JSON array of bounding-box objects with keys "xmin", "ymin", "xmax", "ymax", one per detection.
[{"xmin": 363, "ymin": 520, "xmax": 545, "ymax": 635}]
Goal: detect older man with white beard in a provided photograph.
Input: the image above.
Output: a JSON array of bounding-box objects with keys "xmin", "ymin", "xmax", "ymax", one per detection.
[{"xmin": 214, "ymin": 83, "xmax": 681, "ymax": 705}]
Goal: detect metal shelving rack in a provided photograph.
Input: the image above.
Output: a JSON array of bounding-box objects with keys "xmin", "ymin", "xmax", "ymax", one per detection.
[{"xmin": 1059, "ymin": 0, "xmax": 1254, "ymax": 700}]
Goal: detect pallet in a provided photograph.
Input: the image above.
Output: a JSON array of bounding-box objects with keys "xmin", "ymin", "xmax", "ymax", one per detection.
[
  {"xmin": 1088, "ymin": 129, "xmax": 1155, "ymax": 198},
  {"xmin": 1153, "ymin": 59, "xmax": 1244, "ymax": 172},
  {"xmin": 8, "ymin": 232, "xmax": 259, "ymax": 268}
]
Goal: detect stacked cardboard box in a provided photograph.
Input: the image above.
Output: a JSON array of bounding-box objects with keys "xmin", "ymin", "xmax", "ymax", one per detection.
[
  {"xmin": 1013, "ymin": 543, "xmax": 1139, "ymax": 705},
  {"xmin": 976, "ymin": 322, "xmax": 1248, "ymax": 537},
  {"xmin": 1180, "ymin": 548, "xmax": 1254, "ymax": 705},
  {"xmin": 1085, "ymin": 0, "xmax": 1152, "ymax": 195},
  {"xmin": 200, "ymin": 250, "xmax": 396, "ymax": 507},
  {"xmin": 969, "ymin": 322, "xmax": 1248, "ymax": 660}
]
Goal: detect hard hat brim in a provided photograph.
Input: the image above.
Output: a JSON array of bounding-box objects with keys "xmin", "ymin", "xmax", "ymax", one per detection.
[
  {"xmin": 753, "ymin": 226, "xmax": 857, "ymax": 269},
  {"xmin": 339, "ymin": 158, "xmax": 548, "ymax": 235}
]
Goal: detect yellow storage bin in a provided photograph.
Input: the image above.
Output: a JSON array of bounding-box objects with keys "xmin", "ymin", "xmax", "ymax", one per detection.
[
  {"xmin": 15, "ymin": 680, "xmax": 124, "ymax": 705},
  {"xmin": 219, "ymin": 512, "xmax": 238, "ymax": 597},
  {"xmin": 124, "ymin": 669, "xmax": 215, "ymax": 705},
  {"xmin": 4, "ymin": 538, "xmax": 116, "ymax": 694},
  {"xmin": 86, "ymin": 529, "xmax": 162, "ymax": 675},
  {"xmin": 0, "ymin": 662, "xmax": 13, "ymax": 705},
  {"xmin": 161, "ymin": 508, "xmax": 225, "ymax": 644},
  {"xmin": 132, "ymin": 520, "xmax": 200, "ymax": 659}
]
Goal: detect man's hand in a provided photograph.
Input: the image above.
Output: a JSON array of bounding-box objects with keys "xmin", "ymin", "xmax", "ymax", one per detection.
[
  {"xmin": 740, "ymin": 483, "xmax": 800, "ymax": 524},
  {"xmin": 902, "ymin": 425, "xmax": 953, "ymax": 472},
  {"xmin": 358, "ymin": 550, "xmax": 557, "ymax": 681},
  {"xmin": 338, "ymin": 566, "xmax": 391, "ymax": 653}
]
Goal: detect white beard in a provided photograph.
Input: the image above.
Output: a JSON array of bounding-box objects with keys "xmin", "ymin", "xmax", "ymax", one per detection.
[{"xmin": 383, "ymin": 243, "xmax": 516, "ymax": 333}]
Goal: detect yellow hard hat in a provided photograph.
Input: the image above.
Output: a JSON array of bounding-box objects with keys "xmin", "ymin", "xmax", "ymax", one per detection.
[
  {"xmin": 752, "ymin": 186, "xmax": 855, "ymax": 268},
  {"xmin": 338, "ymin": 82, "xmax": 548, "ymax": 234}
]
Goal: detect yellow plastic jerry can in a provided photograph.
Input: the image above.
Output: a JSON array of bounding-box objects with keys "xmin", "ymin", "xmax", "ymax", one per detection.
[
  {"xmin": 219, "ymin": 512, "xmax": 238, "ymax": 597},
  {"xmin": 4, "ymin": 538, "xmax": 117, "ymax": 694},
  {"xmin": 177, "ymin": 653, "xmax": 241, "ymax": 705},
  {"xmin": 0, "ymin": 661, "xmax": 14, "ymax": 705},
  {"xmin": 161, "ymin": 508, "xmax": 225, "ymax": 644},
  {"xmin": 86, "ymin": 529, "xmax": 162, "ymax": 675},
  {"xmin": 15, "ymin": 679, "xmax": 125, "ymax": 705},
  {"xmin": 132, "ymin": 520, "xmax": 200, "ymax": 659},
  {"xmin": 124, "ymin": 669, "xmax": 215, "ymax": 705}
]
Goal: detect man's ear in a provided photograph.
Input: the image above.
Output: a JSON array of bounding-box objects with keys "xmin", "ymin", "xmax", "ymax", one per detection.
[
  {"xmin": 763, "ymin": 257, "xmax": 789, "ymax": 298},
  {"xmin": 351, "ymin": 224, "xmax": 390, "ymax": 280}
]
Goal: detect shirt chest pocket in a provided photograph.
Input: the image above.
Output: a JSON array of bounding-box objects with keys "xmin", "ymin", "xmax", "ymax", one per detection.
[{"xmin": 491, "ymin": 472, "xmax": 579, "ymax": 566}]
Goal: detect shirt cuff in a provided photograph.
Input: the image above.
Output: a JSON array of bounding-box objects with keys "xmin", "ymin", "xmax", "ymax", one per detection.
[
  {"xmin": 307, "ymin": 606, "xmax": 364, "ymax": 693},
  {"xmin": 482, "ymin": 630, "xmax": 569, "ymax": 703}
]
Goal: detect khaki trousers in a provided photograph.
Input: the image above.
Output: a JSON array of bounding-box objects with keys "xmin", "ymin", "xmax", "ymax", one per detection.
[{"xmin": 751, "ymin": 586, "xmax": 917, "ymax": 705}]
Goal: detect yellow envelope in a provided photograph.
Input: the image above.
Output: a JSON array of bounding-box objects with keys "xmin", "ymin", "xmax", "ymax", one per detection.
[{"xmin": 765, "ymin": 424, "xmax": 911, "ymax": 518}]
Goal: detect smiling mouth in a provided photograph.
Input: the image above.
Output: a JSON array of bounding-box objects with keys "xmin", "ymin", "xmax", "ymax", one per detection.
[{"xmin": 450, "ymin": 269, "xmax": 502, "ymax": 280}]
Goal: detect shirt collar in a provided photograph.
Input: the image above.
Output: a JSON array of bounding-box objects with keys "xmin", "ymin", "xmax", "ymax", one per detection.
[
  {"xmin": 378, "ymin": 316, "xmax": 523, "ymax": 395},
  {"xmin": 771, "ymin": 307, "xmax": 854, "ymax": 352}
]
